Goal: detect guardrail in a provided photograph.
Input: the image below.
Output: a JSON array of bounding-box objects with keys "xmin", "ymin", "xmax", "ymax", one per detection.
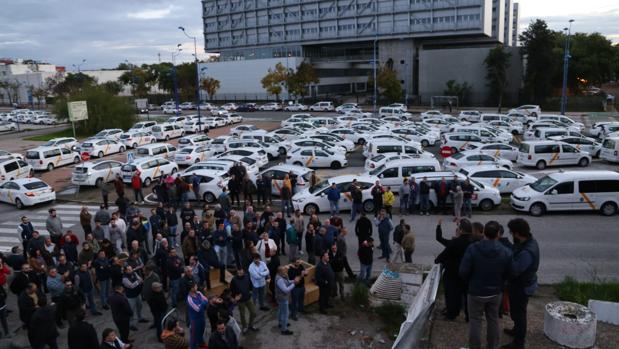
[{"xmin": 392, "ymin": 264, "xmax": 441, "ymax": 349}]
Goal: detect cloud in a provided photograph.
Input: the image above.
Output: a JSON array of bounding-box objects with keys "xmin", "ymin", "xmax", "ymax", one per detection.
[{"xmin": 127, "ymin": 5, "xmax": 175, "ymax": 20}]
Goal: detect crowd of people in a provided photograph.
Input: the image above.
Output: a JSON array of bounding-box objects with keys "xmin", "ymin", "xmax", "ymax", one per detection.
[{"xmin": 4, "ymin": 160, "xmax": 538, "ymax": 349}]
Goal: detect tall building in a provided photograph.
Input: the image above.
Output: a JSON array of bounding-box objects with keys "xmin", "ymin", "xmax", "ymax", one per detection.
[
  {"xmin": 200, "ymin": 0, "xmax": 521, "ymax": 105},
  {"xmin": 512, "ymin": 2, "xmax": 519, "ymax": 46}
]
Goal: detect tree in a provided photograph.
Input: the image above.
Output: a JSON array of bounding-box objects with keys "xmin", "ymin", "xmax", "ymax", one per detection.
[
  {"xmin": 519, "ymin": 19, "xmax": 561, "ymax": 104},
  {"xmin": 31, "ymin": 87, "xmax": 48, "ymax": 108},
  {"xmin": 201, "ymin": 77, "xmax": 220, "ymax": 100},
  {"xmin": 484, "ymin": 44, "xmax": 511, "ymax": 111},
  {"xmin": 0, "ymin": 80, "xmax": 22, "ymax": 105},
  {"xmin": 287, "ymin": 62, "xmax": 319, "ymax": 100},
  {"xmin": 53, "ymin": 73, "xmax": 97, "ymax": 96},
  {"xmin": 567, "ymin": 32, "xmax": 616, "ymax": 88},
  {"xmin": 53, "ymin": 85, "xmax": 137, "ymax": 135},
  {"xmin": 176, "ymin": 62, "xmax": 198, "ymax": 102},
  {"xmin": 261, "ymin": 63, "xmax": 288, "ymax": 101},
  {"xmin": 101, "ymin": 81, "xmax": 123, "ymax": 95},
  {"xmin": 118, "ymin": 66, "xmax": 155, "ymax": 97},
  {"xmin": 368, "ymin": 65, "xmax": 403, "ymax": 104},
  {"xmin": 444, "ymin": 80, "xmax": 472, "ymax": 106}
]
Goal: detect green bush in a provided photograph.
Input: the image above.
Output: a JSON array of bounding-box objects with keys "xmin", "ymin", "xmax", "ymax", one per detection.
[
  {"xmin": 375, "ymin": 302, "xmax": 407, "ymax": 335},
  {"xmin": 555, "ymin": 277, "xmax": 619, "ymax": 305},
  {"xmin": 351, "ymin": 282, "xmax": 370, "ymax": 307}
]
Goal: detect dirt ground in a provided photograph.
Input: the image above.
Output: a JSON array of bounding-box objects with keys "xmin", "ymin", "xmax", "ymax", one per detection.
[{"xmin": 428, "ymin": 285, "xmax": 619, "ymax": 349}]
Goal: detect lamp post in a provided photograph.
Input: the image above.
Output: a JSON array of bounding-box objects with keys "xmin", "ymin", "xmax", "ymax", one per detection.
[
  {"xmin": 373, "ymin": 35, "xmax": 378, "ymax": 115},
  {"xmin": 72, "ymin": 59, "xmax": 87, "ymax": 73},
  {"xmin": 560, "ymin": 19, "xmax": 575, "ymax": 116},
  {"xmin": 172, "ymin": 45, "xmax": 182, "ymax": 117},
  {"xmin": 179, "ymin": 26, "xmax": 203, "ymax": 132}
]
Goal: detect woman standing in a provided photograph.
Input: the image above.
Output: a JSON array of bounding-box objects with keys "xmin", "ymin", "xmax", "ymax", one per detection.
[{"xmin": 452, "ymin": 186, "xmax": 464, "ymax": 222}]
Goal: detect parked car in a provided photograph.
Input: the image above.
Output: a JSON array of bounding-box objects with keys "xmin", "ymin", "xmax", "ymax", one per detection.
[
  {"xmin": 80, "ymin": 139, "xmax": 126, "ymax": 158},
  {"xmin": 120, "ymin": 157, "xmax": 179, "ymax": 186},
  {"xmin": 459, "ymin": 165, "xmax": 537, "ymax": 194},
  {"xmin": 292, "ymin": 174, "xmax": 378, "ymax": 214},
  {"xmin": 236, "ymin": 103, "xmax": 257, "ymax": 112},
  {"xmin": 309, "ymin": 101, "xmax": 334, "ymax": 112},
  {"xmin": 259, "ymin": 102, "xmax": 281, "ymax": 111},
  {"xmin": 508, "ymin": 105, "xmax": 541, "ymax": 117},
  {"xmin": 71, "ymin": 160, "xmax": 123, "ymax": 187},
  {"xmin": 284, "ymin": 103, "xmax": 308, "ymax": 112},
  {"xmin": 286, "ymin": 147, "xmax": 348, "ymax": 169},
  {"xmin": 0, "ymin": 178, "xmax": 56, "ymax": 209}
]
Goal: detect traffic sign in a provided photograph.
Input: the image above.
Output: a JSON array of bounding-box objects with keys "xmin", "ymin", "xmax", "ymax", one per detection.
[
  {"xmin": 440, "ymin": 146, "xmax": 454, "ymax": 158},
  {"xmin": 81, "ymin": 152, "xmax": 90, "ymax": 161},
  {"xmin": 127, "ymin": 152, "xmax": 135, "ymax": 163}
]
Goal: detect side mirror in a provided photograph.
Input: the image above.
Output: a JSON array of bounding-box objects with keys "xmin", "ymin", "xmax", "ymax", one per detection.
[{"xmin": 319, "ymin": 193, "xmax": 325, "ymax": 197}]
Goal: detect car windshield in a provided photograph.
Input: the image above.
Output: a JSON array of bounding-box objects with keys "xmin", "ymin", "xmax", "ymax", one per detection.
[
  {"xmin": 371, "ymin": 155, "xmax": 385, "ymax": 161},
  {"xmin": 73, "ymin": 167, "xmax": 88, "ymax": 174},
  {"xmin": 41, "ymin": 141, "xmax": 56, "ymax": 146},
  {"xmin": 23, "ymin": 182, "xmax": 48, "ymax": 190},
  {"xmin": 309, "ymin": 180, "xmax": 330, "ymax": 194},
  {"xmin": 119, "ymin": 134, "xmax": 130, "ymax": 139},
  {"xmin": 451, "ymin": 152, "xmax": 465, "ymax": 159},
  {"xmin": 529, "ymin": 176, "xmax": 558, "ymax": 192},
  {"xmin": 178, "ymin": 139, "xmax": 190, "ymax": 144},
  {"xmin": 137, "ymin": 149, "xmax": 149, "ymax": 155},
  {"xmin": 121, "ymin": 164, "xmax": 137, "ymax": 172},
  {"xmin": 179, "ymin": 148, "xmax": 193, "ymax": 154},
  {"xmin": 25, "ymin": 151, "xmax": 40, "ymax": 159},
  {"xmin": 369, "ymin": 164, "xmax": 386, "ymax": 176}
]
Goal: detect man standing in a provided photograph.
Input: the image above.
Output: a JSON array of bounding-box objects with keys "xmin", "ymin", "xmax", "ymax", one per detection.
[
  {"xmin": 459, "ymin": 221, "xmax": 512, "ymax": 349},
  {"xmin": 108, "ymin": 284, "xmax": 133, "ymax": 343},
  {"xmin": 287, "ymin": 257, "xmax": 307, "ymax": 321},
  {"xmin": 114, "ymin": 174, "xmax": 125, "ymax": 199},
  {"xmin": 208, "ymin": 320, "xmax": 239, "ymax": 349},
  {"xmin": 370, "ymin": 181, "xmax": 383, "ymax": 216},
  {"xmin": 275, "ymin": 266, "xmax": 300, "ymax": 335},
  {"xmin": 501, "ymin": 219, "xmax": 539, "ymax": 349},
  {"xmin": 291, "ymin": 209, "xmax": 305, "ymax": 253},
  {"xmin": 248, "ymin": 254, "xmax": 270, "ymax": 311},
  {"xmin": 74, "ymin": 263, "xmax": 102, "ymax": 316},
  {"xmin": 315, "ymin": 252, "xmax": 335, "ymax": 314},
  {"xmin": 131, "ymin": 171, "xmax": 145, "ymax": 204},
  {"xmin": 419, "ymin": 177, "xmax": 431, "ymax": 216},
  {"xmin": 93, "ymin": 250, "xmax": 111, "ymax": 310},
  {"xmin": 328, "ymin": 244, "xmax": 345, "ymax": 300},
  {"xmin": 355, "ymin": 212, "xmax": 372, "ymax": 246},
  {"xmin": 122, "ymin": 266, "xmax": 147, "ymax": 330},
  {"xmin": 350, "ymin": 183, "xmax": 363, "ymax": 222},
  {"xmin": 462, "ymin": 179, "xmax": 474, "ymax": 219},
  {"xmin": 434, "ymin": 177, "xmax": 450, "ymax": 214},
  {"xmin": 186, "ymin": 281, "xmax": 208, "ymax": 349},
  {"xmin": 285, "ymin": 222, "xmax": 299, "ymax": 262},
  {"xmin": 17, "ymin": 216, "xmax": 34, "ymax": 258},
  {"xmin": 45, "ymin": 208, "xmax": 63, "ymax": 245},
  {"xmin": 68, "ymin": 308, "xmax": 99, "ymax": 349},
  {"xmin": 374, "ymin": 209, "xmax": 393, "ymax": 263},
  {"xmin": 399, "ymin": 178, "xmax": 410, "ymax": 215},
  {"xmin": 230, "ymin": 267, "xmax": 258, "ymax": 333},
  {"xmin": 326, "ymin": 183, "xmax": 341, "ymax": 216},
  {"xmin": 357, "ymin": 238, "xmax": 374, "ymax": 286},
  {"xmin": 408, "ymin": 177, "xmax": 419, "ymax": 214},
  {"xmin": 166, "ymin": 249, "xmax": 184, "ymax": 307}
]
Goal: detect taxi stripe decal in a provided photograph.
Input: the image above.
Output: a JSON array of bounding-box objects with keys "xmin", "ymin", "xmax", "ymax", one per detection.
[
  {"xmin": 305, "ymin": 155, "xmax": 315, "ymax": 167},
  {"xmin": 459, "ymin": 141, "xmax": 469, "ymax": 150},
  {"xmin": 494, "ymin": 149, "xmax": 501, "ymax": 157},
  {"xmin": 104, "ymin": 168, "xmax": 113, "ymax": 182},
  {"xmin": 492, "ymin": 178, "xmax": 501, "ymax": 188},
  {"xmin": 549, "ymin": 152, "xmax": 560, "ymax": 165},
  {"xmin": 273, "ymin": 180, "xmax": 283, "ymax": 194},
  {"xmin": 152, "ymin": 165, "xmax": 161, "ymax": 178},
  {"xmin": 54, "ymin": 155, "xmax": 62, "ymax": 166},
  {"xmin": 579, "ymin": 192, "xmax": 596, "ymax": 210},
  {"xmin": 7, "ymin": 191, "xmax": 13, "ymax": 203}
]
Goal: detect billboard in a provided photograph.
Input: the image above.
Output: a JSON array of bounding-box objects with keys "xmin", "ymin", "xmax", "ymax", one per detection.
[{"xmin": 68, "ymin": 101, "xmax": 88, "ymax": 122}]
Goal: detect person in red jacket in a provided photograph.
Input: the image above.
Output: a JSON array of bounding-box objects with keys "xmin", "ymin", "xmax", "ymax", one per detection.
[
  {"xmin": 131, "ymin": 171, "xmax": 144, "ymax": 204},
  {"xmin": 0, "ymin": 256, "xmax": 11, "ymax": 287}
]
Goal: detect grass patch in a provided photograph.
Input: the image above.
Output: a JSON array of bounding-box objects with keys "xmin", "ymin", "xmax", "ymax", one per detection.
[
  {"xmin": 351, "ymin": 282, "xmax": 370, "ymax": 307},
  {"xmin": 555, "ymin": 277, "xmax": 619, "ymax": 305},
  {"xmin": 374, "ymin": 302, "xmax": 407, "ymax": 336},
  {"xmin": 24, "ymin": 128, "xmax": 90, "ymax": 141}
]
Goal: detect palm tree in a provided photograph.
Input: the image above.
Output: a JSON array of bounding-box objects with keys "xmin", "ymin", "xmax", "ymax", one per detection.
[{"xmin": 201, "ymin": 77, "xmax": 221, "ymax": 100}]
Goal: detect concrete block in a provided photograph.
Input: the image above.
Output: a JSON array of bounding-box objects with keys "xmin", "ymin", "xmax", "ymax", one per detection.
[
  {"xmin": 400, "ymin": 272, "xmax": 423, "ymax": 285},
  {"xmin": 544, "ymin": 301, "xmax": 596, "ymax": 348},
  {"xmin": 588, "ymin": 299, "xmax": 619, "ymax": 325}
]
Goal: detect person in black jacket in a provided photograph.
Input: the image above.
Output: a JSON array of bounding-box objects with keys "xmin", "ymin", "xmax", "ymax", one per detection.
[
  {"xmin": 435, "ymin": 218, "xmax": 474, "ymax": 321},
  {"xmin": 68, "ymin": 308, "xmax": 100, "ymax": 349},
  {"xmin": 328, "ymin": 244, "xmax": 345, "ymax": 300},
  {"xmin": 208, "ymin": 320, "xmax": 239, "ymax": 349},
  {"xmin": 108, "ymin": 284, "xmax": 134, "ymax": 343},
  {"xmin": 354, "ymin": 212, "xmax": 373, "ymax": 246},
  {"xmin": 56, "ymin": 280, "xmax": 85, "ymax": 327},
  {"xmin": 230, "ymin": 268, "xmax": 257, "ymax": 332},
  {"xmin": 18, "ymin": 282, "xmax": 40, "ymax": 329},
  {"xmin": 370, "ymin": 181, "xmax": 383, "ymax": 217},
  {"xmin": 146, "ymin": 282, "xmax": 167, "ymax": 342},
  {"xmin": 315, "ymin": 252, "xmax": 335, "ymax": 314},
  {"xmin": 357, "ymin": 237, "xmax": 374, "ymax": 286},
  {"xmin": 28, "ymin": 297, "xmax": 59, "ymax": 349}
]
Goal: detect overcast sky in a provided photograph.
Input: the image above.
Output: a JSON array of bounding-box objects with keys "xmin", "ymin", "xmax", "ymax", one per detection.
[{"xmin": 0, "ymin": 0, "xmax": 617, "ymax": 70}]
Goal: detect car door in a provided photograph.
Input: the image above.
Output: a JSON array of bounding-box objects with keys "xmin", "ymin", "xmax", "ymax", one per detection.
[
  {"xmin": 60, "ymin": 148, "xmax": 74, "ymax": 165},
  {"xmin": 559, "ymin": 144, "xmax": 579, "ymax": 165},
  {"xmin": 376, "ymin": 166, "xmax": 400, "ymax": 187},
  {"xmin": 0, "ymin": 182, "xmax": 18, "ymax": 204},
  {"xmin": 496, "ymin": 169, "xmax": 521, "ymax": 193},
  {"xmin": 544, "ymin": 181, "xmax": 576, "ymax": 211},
  {"xmin": 16, "ymin": 160, "xmax": 31, "ymax": 179},
  {"xmin": 313, "ymin": 149, "xmax": 330, "ymax": 167}
]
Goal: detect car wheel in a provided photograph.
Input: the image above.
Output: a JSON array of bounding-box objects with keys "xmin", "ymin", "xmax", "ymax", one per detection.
[
  {"xmin": 535, "ymin": 160, "xmax": 546, "ymax": 170},
  {"xmin": 512, "ymin": 130, "xmax": 519, "ymax": 135},
  {"xmin": 98, "ymin": 151, "xmax": 104, "ymax": 158},
  {"xmin": 151, "ymin": 139, "xmax": 156, "ymax": 143},
  {"xmin": 10, "ymin": 127, "xmax": 15, "ymax": 131},
  {"xmin": 479, "ymin": 199, "xmax": 494, "ymax": 211},
  {"xmin": 47, "ymin": 163, "xmax": 54, "ymax": 171},
  {"xmin": 531, "ymin": 112, "xmax": 538, "ymax": 118},
  {"xmin": 203, "ymin": 192, "xmax": 216, "ymax": 203},
  {"xmin": 330, "ymin": 161, "xmax": 341, "ymax": 169},
  {"xmin": 95, "ymin": 178, "xmax": 103, "ymax": 187},
  {"xmin": 143, "ymin": 177, "xmax": 152, "ymax": 187},
  {"xmin": 293, "ymin": 161, "xmax": 303, "ymax": 167},
  {"xmin": 132, "ymin": 143, "xmax": 138, "ymax": 148},
  {"xmin": 15, "ymin": 198, "xmax": 24, "ymax": 210},
  {"xmin": 421, "ymin": 140, "xmax": 429, "ymax": 147},
  {"xmin": 278, "ymin": 147, "xmax": 286, "ymax": 155},
  {"xmin": 529, "ymin": 202, "xmax": 545, "ymax": 217},
  {"xmin": 358, "ymin": 138, "xmax": 366, "ymax": 145},
  {"xmin": 171, "ymin": 168, "xmax": 177, "ymax": 175},
  {"xmin": 362, "ymin": 199, "xmax": 375, "ymax": 213},
  {"xmin": 578, "ymin": 158, "xmax": 589, "ymax": 167},
  {"xmin": 119, "ymin": 146, "xmax": 125, "ymax": 153},
  {"xmin": 29, "ymin": 169, "xmax": 34, "ymax": 177},
  {"xmin": 304, "ymin": 203, "xmax": 318, "ymax": 215},
  {"xmin": 165, "ymin": 135, "xmax": 170, "ymax": 141},
  {"xmin": 600, "ymin": 202, "xmax": 617, "ymax": 216}
]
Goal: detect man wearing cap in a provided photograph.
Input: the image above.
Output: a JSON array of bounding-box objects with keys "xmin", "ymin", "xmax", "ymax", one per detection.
[{"xmin": 45, "ymin": 208, "xmax": 63, "ymax": 245}]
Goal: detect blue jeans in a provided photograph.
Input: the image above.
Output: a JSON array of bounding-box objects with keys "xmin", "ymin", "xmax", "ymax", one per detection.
[
  {"xmin": 290, "ymin": 287, "xmax": 305, "ymax": 318},
  {"xmin": 379, "ymin": 230, "xmax": 392, "ymax": 259},
  {"xmin": 214, "ymin": 245, "xmax": 227, "ymax": 281},
  {"xmin": 189, "ymin": 316, "xmax": 206, "ymax": 349},
  {"xmin": 84, "ymin": 289, "xmax": 97, "ymax": 314},
  {"xmin": 99, "ymin": 279, "xmax": 110, "ymax": 306},
  {"xmin": 277, "ymin": 298, "xmax": 289, "ymax": 331},
  {"xmin": 329, "ymin": 200, "xmax": 339, "ymax": 216},
  {"xmin": 252, "ymin": 286, "xmax": 265, "ymax": 308},
  {"xmin": 419, "ymin": 194, "xmax": 430, "ymax": 214},
  {"xmin": 127, "ymin": 296, "xmax": 144, "ymax": 326},
  {"xmin": 408, "ymin": 193, "xmax": 417, "ymax": 213},
  {"xmin": 359, "ymin": 263, "xmax": 372, "ymax": 285},
  {"xmin": 350, "ymin": 203, "xmax": 362, "ymax": 221},
  {"xmin": 168, "ymin": 225, "xmax": 178, "ymax": 246},
  {"xmin": 463, "ymin": 198, "xmax": 472, "ymax": 218},
  {"xmin": 282, "ymin": 199, "xmax": 292, "ymax": 216},
  {"xmin": 400, "ymin": 194, "xmax": 409, "ymax": 213},
  {"xmin": 169, "ymin": 278, "xmax": 180, "ymax": 306}
]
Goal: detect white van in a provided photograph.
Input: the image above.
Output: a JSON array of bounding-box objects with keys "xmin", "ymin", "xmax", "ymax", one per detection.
[
  {"xmin": 538, "ymin": 114, "xmax": 584, "ymax": 130},
  {"xmin": 151, "ymin": 123, "xmax": 184, "ymax": 141},
  {"xmin": 441, "ymin": 133, "xmax": 484, "ymax": 152},
  {"xmin": 0, "ymin": 157, "xmax": 33, "ymax": 183},
  {"xmin": 129, "ymin": 121, "xmax": 157, "ymax": 133},
  {"xmin": 120, "ymin": 157, "xmax": 178, "ymax": 186},
  {"xmin": 511, "ymin": 170, "xmax": 619, "ymax": 216},
  {"xmin": 449, "ymin": 125, "xmax": 512, "ymax": 143},
  {"xmin": 365, "ymin": 158, "xmax": 441, "ymax": 187},
  {"xmin": 136, "ymin": 143, "xmax": 177, "ymax": 160},
  {"xmin": 25, "ymin": 146, "xmax": 80, "ymax": 171},
  {"xmin": 378, "ymin": 107, "xmax": 413, "ymax": 120},
  {"xmin": 309, "ymin": 101, "xmax": 334, "ymax": 112},
  {"xmin": 366, "ymin": 141, "xmax": 433, "ymax": 160},
  {"xmin": 479, "ymin": 113, "xmax": 511, "ymax": 123},
  {"xmin": 601, "ymin": 137, "xmax": 619, "ymax": 162},
  {"xmin": 517, "ymin": 141, "xmax": 592, "ymax": 170},
  {"xmin": 531, "ymin": 127, "xmax": 570, "ymax": 140}
]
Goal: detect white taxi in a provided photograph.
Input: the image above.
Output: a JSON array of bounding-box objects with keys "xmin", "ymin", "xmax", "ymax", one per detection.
[
  {"xmin": 25, "ymin": 146, "xmax": 80, "ymax": 171},
  {"xmin": 40, "ymin": 137, "xmax": 79, "ymax": 151},
  {"xmin": 94, "ymin": 129, "xmax": 123, "ymax": 141},
  {"xmin": 80, "ymin": 139, "xmax": 125, "ymax": 158},
  {"xmin": 0, "ymin": 150, "xmax": 22, "ymax": 161},
  {"xmin": 178, "ymin": 134, "xmax": 211, "ymax": 148},
  {"xmin": 119, "ymin": 131, "xmax": 156, "ymax": 149},
  {"xmin": 464, "ymin": 143, "xmax": 519, "ymax": 162},
  {"xmin": 0, "ymin": 178, "xmax": 55, "ymax": 209},
  {"xmin": 292, "ymin": 174, "xmax": 377, "ymax": 215},
  {"xmin": 204, "ymin": 117, "xmax": 228, "ymax": 128},
  {"xmin": 71, "ymin": 160, "xmax": 123, "ymax": 187},
  {"xmin": 181, "ymin": 171, "xmax": 228, "ymax": 203},
  {"xmin": 302, "ymin": 134, "xmax": 355, "ymax": 152},
  {"xmin": 286, "ymin": 147, "xmax": 348, "ymax": 169},
  {"xmin": 441, "ymin": 133, "xmax": 484, "ymax": 152},
  {"xmin": 174, "ymin": 145, "xmax": 216, "ymax": 165},
  {"xmin": 183, "ymin": 120, "xmax": 208, "ymax": 133},
  {"xmin": 458, "ymin": 165, "xmax": 537, "ymax": 194},
  {"xmin": 548, "ymin": 136, "xmax": 602, "ymax": 158},
  {"xmin": 0, "ymin": 157, "xmax": 33, "ymax": 183},
  {"xmin": 364, "ymin": 154, "xmax": 418, "ymax": 171},
  {"xmin": 129, "ymin": 121, "xmax": 157, "ymax": 133},
  {"xmin": 256, "ymin": 164, "xmax": 313, "ymax": 196},
  {"xmin": 289, "ymin": 139, "xmax": 347, "ymax": 154},
  {"xmin": 216, "ymin": 148, "xmax": 268, "ymax": 168},
  {"xmin": 391, "ymin": 127, "xmax": 438, "ymax": 147},
  {"xmin": 215, "ymin": 155, "xmax": 260, "ymax": 177},
  {"xmin": 228, "ymin": 139, "xmax": 279, "ymax": 160},
  {"xmin": 443, "ymin": 151, "xmax": 513, "ymax": 171},
  {"xmin": 120, "ymin": 157, "xmax": 178, "ymax": 186},
  {"xmin": 230, "ymin": 124, "xmax": 267, "ymax": 137},
  {"xmin": 270, "ymin": 128, "xmax": 304, "ymax": 141},
  {"xmin": 517, "ymin": 141, "xmax": 592, "ymax": 170},
  {"xmin": 152, "ymin": 123, "xmax": 185, "ymax": 141}
]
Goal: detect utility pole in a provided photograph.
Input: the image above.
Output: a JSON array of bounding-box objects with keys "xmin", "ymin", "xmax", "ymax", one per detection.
[
  {"xmin": 560, "ymin": 19, "xmax": 575, "ymax": 115},
  {"xmin": 179, "ymin": 26, "xmax": 203, "ymax": 132},
  {"xmin": 373, "ymin": 35, "xmax": 378, "ymax": 115},
  {"xmin": 172, "ymin": 45, "xmax": 182, "ymax": 117}
]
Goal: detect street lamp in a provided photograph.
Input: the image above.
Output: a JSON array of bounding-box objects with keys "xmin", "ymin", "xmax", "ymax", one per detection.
[
  {"xmin": 72, "ymin": 59, "xmax": 87, "ymax": 73},
  {"xmin": 172, "ymin": 45, "xmax": 182, "ymax": 117},
  {"xmin": 373, "ymin": 35, "xmax": 378, "ymax": 115},
  {"xmin": 179, "ymin": 26, "xmax": 204, "ymax": 133},
  {"xmin": 560, "ymin": 19, "xmax": 575, "ymax": 115}
]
